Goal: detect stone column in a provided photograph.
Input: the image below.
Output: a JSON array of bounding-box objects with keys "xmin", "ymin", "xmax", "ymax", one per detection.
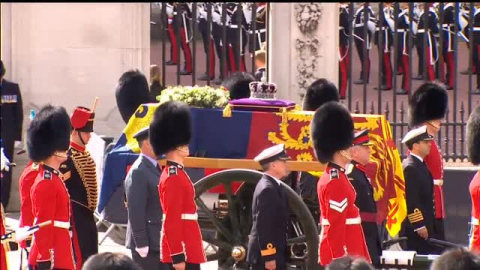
[
  {"xmin": 268, "ymin": 3, "xmax": 339, "ymax": 104},
  {"xmin": 1, "ymin": 3, "xmax": 150, "ymax": 211}
]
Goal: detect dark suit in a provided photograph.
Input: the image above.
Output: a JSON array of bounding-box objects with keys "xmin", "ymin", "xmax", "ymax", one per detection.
[
  {"xmin": 0, "ymin": 79, "xmax": 24, "ymax": 208},
  {"xmin": 400, "ymin": 155, "xmax": 443, "ymax": 255},
  {"xmin": 247, "ymin": 174, "xmax": 289, "ymax": 270},
  {"xmin": 124, "ymin": 154, "xmax": 168, "ymax": 270}
]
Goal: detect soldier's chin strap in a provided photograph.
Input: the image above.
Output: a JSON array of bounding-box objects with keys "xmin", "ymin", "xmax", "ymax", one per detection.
[{"xmin": 75, "ymin": 129, "xmax": 86, "ymax": 147}]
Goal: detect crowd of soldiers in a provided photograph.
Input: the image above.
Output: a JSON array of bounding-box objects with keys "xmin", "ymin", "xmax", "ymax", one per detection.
[
  {"xmin": 338, "ymin": 2, "xmax": 480, "ymax": 98},
  {"xmin": 158, "ymin": 2, "xmax": 266, "ymax": 84}
]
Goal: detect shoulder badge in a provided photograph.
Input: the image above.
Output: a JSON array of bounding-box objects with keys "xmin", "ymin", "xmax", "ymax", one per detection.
[
  {"xmin": 60, "ymin": 164, "xmax": 68, "ymax": 169},
  {"xmin": 43, "ymin": 170, "xmax": 52, "ymax": 180},
  {"xmin": 168, "ymin": 166, "xmax": 178, "ymax": 176},
  {"xmin": 330, "ymin": 169, "xmax": 339, "ymax": 180}
]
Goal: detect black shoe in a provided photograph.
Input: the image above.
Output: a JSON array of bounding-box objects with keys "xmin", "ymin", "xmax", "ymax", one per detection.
[
  {"xmin": 179, "ymin": 70, "xmax": 192, "ymax": 76},
  {"xmin": 198, "ymin": 74, "xmax": 215, "ymax": 81},
  {"xmin": 413, "ymin": 75, "xmax": 424, "ymax": 80},
  {"xmin": 374, "ymin": 85, "xmax": 392, "ymax": 91},
  {"xmin": 165, "ymin": 60, "xmax": 177, "ymax": 66},
  {"xmin": 354, "ymin": 79, "xmax": 369, "ymax": 85},
  {"xmin": 472, "ymin": 89, "xmax": 480, "ymax": 95},
  {"xmin": 396, "ymin": 89, "xmax": 408, "ymax": 95}
]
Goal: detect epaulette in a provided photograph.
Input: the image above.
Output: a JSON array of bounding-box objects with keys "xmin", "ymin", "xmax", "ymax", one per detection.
[
  {"xmin": 346, "ymin": 163, "xmax": 354, "ymax": 175},
  {"xmin": 31, "ymin": 163, "xmax": 40, "ymax": 171},
  {"xmin": 330, "ymin": 168, "xmax": 339, "ymax": 180},
  {"xmin": 43, "ymin": 170, "xmax": 52, "ymax": 180},
  {"xmin": 168, "ymin": 166, "xmax": 178, "ymax": 176}
]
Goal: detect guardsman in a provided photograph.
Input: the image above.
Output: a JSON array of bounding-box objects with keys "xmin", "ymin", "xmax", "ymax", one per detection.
[
  {"xmin": 467, "ymin": 106, "xmax": 480, "ymax": 252},
  {"xmin": 311, "ymin": 101, "xmax": 371, "ymax": 266},
  {"xmin": 346, "ymin": 129, "xmax": 382, "ymax": 267},
  {"xmin": 439, "ymin": 3, "xmax": 457, "ymax": 90},
  {"xmin": 374, "ymin": 3, "xmax": 394, "ymax": 91},
  {"xmin": 226, "ymin": 2, "xmax": 248, "ymax": 73},
  {"xmin": 339, "ymin": 2, "xmax": 350, "ymax": 99},
  {"xmin": 18, "ymin": 161, "xmax": 40, "ymax": 249},
  {"xmin": 414, "ymin": 3, "xmax": 439, "ymax": 81},
  {"xmin": 197, "ymin": 3, "xmax": 216, "ymax": 81},
  {"xmin": 472, "ymin": 3, "xmax": 480, "ymax": 94},
  {"xmin": 149, "ymin": 101, "xmax": 206, "ymax": 270},
  {"xmin": 27, "ymin": 104, "xmax": 75, "ymax": 270},
  {"xmin": 353, "ymin": 3, "xmax": 376, "ymax": 85},
  {"xmin": 396, "ymin": 3, "xmax": 415, "ymax": 95},
  {"xmin": 125, "ymin": 127, "xmax": 168, "ymax": 270},
  {"xmin": 172, "ymin": 2, "xmax": 193, "ymax": 75},
  {"xmin": 0, "ymin": 60, "xmax": 24, "ymax": 209},
  {"xmin": 246, "ymin": 144, "xmax": 291, "ymax": 270},
  {"xmin": 408, "ymin": 82, "xmax": 448, "ymax": 244},
  {"xmin": 400, "ymin": 126, "xmax": 442, "ymax": 255},
  {"xmin": 164, "ymin": 2, "xmax": 179, "ymax": 66},
  {"xmin": 59, "ymin": 105, "xmax": 99, "ymax": 268},
  {"xmin": 115, "ymin": 70, "xmax": 155, "ymax": 124},
  {"xmin": 211, "ymin": 3, "xmax": 227, "ymax": 84}
]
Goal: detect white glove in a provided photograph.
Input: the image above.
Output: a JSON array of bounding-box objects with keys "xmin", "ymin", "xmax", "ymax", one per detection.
[
  {"xmin": 166, "ymin": 5, "xmax": 174, "ymax": 17},
  {"xmin": 212, "ymin": 12, "xmax": 221, "ymax": 24},
  {"xmin": 1, "ymin": 147, "xmax": 10, "ymax": 172},
  {"xmin": 135, "ymin": 246, "xmax": 149, "ymax": 258},
  {"xmin": 15, "ymin": 226, "xmax": 37, "ymax": 242}
]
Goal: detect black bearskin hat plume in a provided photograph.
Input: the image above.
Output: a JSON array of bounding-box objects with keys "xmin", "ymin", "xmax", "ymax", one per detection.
[
  {"xmin": 221, "ymin": 72, "xmax": 256, "ymax": 100},
  {"xmin": 311, "ymin": 101, "xmax": 354, "ymax": 163},
  {"xmin": 467, "ymin": 106, "xmax": 480, "ymax": 165},
  {"xmin": 408, "ymin": 82, "xmax": 448, "ymax": 127},
  {"xmin": 302, "ymin": 78, "xmax": 340, "ymax": 111},
  {"xmin": 149, "ymin": 101, "xmax": 192, "ymax": 157},
  {"xmin": 115, "ymin": 70, "xmax": 154, "ymax": 124},
  {"xmin": 27, "ymin": 105, "xmax": 71, "ymax": 162}
]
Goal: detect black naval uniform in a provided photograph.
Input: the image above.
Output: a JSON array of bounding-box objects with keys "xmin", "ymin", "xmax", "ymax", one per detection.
[
  {"xmin": 400, "ymin": 155, "xmax": 443, "ymax": 255},
  {"xmin": 59, "ymin": 142, "xmax": 99, "ymax": 265},
  {"xmin": 347, "ymin": 161, "xmax": 382, "ymax": 266},
  {"xmin": 247, "ymin": 174, "xmax": 289, "ymax": 270},
  {"xmin": 0, "ymin": 78, "xmax": 24, "ymax": 208}
]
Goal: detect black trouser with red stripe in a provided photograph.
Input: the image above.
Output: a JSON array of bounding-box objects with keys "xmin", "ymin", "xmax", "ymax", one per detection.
[
  {"xmin": 339, "ymin": 45, "xmax": 350, "ymax": 98},
  {"xmin": 354, "ymin": 27, "xmax": 372, "ymax": 82},
  {"xmin": 172, "ymin": 17, "xmax": 193, "ymax": 72},
  {"xmin": 198, "ymin": 18, "xmax": 216, "ymax": 78},
  {"xmin": 212, "ymin": 22, "xmax": 229, "ymax": 79},
  {"xmin": 167, "ymin": 22, "xmax": 179, "ymax": 64},
  {"xmin": 415, "ymin": 32, "xmax": 437, "ymax": 81},
  {"xmin": 227, "ymin": 26, "xmax": 248, "ymax": 73},
  {"xmin": 397, "ymin": 33, "xmax": 411, "ymax": 93},
  {"xmin": 440, "ymin": 30, "xmax": 455, "ymax": 88}
]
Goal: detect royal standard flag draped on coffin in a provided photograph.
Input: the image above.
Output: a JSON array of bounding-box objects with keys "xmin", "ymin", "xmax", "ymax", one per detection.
[{"xmin": 99, "ymin": 104, "xmax": 406, "ymax": 237}]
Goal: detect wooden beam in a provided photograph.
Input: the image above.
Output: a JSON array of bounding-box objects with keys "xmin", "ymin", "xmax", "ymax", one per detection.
[{"xmin": 158, "ymin": 157, "xmax": 326, "ymax": 172}]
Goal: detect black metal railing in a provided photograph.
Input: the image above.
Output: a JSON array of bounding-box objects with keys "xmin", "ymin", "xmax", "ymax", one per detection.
[{"xmin": 151, "ymin": 2, "xmax": 480, "ymax": 160}]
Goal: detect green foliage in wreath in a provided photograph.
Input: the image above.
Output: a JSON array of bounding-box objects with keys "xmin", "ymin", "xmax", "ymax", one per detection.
[{"xmin": 157, "ymin": 85, "xmax": 230, "ymax": 108}]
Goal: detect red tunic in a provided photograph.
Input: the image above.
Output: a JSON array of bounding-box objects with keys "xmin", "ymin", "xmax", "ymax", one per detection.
[
  {"xmin": 159, "ymin": 161, "xmax": 206, "ymax": 264},
  {"xmin": 18, "ymin": 161, "xmax": 40, "ymax": 248},
  {"xmin": 423, "ymin": 140, "xmax": 445, "ymax": 219},
  {"xmin": 469, "ymin": 171, "xmax": 480, "ymax": 252},
  {"xmin": 28, "ymin": 165, "xmax": 75, "ymax": 269},
  {"xmin": 317, "ymin": 163, "xmax": 371, "ymax": 266}
]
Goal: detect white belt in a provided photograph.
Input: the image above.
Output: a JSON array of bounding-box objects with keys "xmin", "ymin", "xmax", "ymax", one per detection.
[
  {"xmin": 376, "ymin": 27, "xmax": 387, "ymax": 30},
  {"xmin": 355, "ymin": 23, "xmax": 364, "ymax": 28},
  {"xmin": 417, "ymin": 29, "xmax": 427, "ymax": 33},
  {"xmin": 472, "ymin": 217, "xmax": 479, "ymax": 226},
  {"xmin": 396, "ymin": 29, "xmax": 406, "ymax": 33},
  {"xmin": 163, "ymin": 213, "xmax": 198, "ymax": 220},
  {"xmin": 321, "ymin": 216, "xmax": 361, "ymax": 226},
  {"xmin": 53, "ymin": 221, "xmax": 70, "ymax": 229},
  {"xmin": 442, "ymin": 23, "xmax": 454, "ymax": 27},
  {"xmin": 229, "ymin": 24, "xmax": 239, "ymax": 29},
  {"xmin": 248, "ymin": 28, "xmax": 266, "ymax": 34},
  {"xmin": 473, "ymin": 27, "xmax": 480, "ymax": 31},
  {"xmin": 433, "ymin": 179, "xmax": 443, "ymax": 186}
]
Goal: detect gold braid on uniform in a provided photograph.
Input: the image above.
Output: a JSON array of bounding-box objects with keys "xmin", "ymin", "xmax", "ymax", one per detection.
[{"xmin": 71, "ymin": 148, "xmax": 98, "ymax": 211}]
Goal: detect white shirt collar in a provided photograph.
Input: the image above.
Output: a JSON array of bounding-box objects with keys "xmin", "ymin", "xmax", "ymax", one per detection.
[
  {"xmin": 265, "ymin": 173, "xmax": 283, "ymax": 186},
  {"xmin": 410, "ymin": 153, "xmax": 424, "ymax": 163}
]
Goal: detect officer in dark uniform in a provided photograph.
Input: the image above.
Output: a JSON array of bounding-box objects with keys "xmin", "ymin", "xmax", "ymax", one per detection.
[
  {"xmin": 414, "ymin": 3, "xmax": 439, "ymax": 81},
  {"xmin": 439, "ymin": 3, "xmax": 456, "ymax": 90},
  {"xmin": 197, "ymin": 3, "xmax": 216, "ymax": 81},
  {"xmin": 164, "ymin": 2, "xmax": 179, "ymax": 66},
  {"xmin": 247, "ymin": 144, "xmax": 291, "ymax": 270},
  {"xmin": 0, "ymin": 60, "xmax": 24, "ymax": 208},
  {"xmin": 400, "ymin": 125, "xmax": 442, "ymax": 255},
  {"xmin": 59, "ymin": 106, "xmax": 99, "ymax": 268},
  {"xmin": 395, "ymin": 3, "xmax": 414, "ymax": 95},
  {"xmin": 374, "ymin": 3, "xmax": 394, "ymax": 91},
  {"xmin": 346, "ymin": 129, "xmax": 382, "ymax": 267},
  {"xmin": 211, "ymin": 3, "xmax": 228, "ymax": 84},
  {"xmin": 172, "ymin": 2, "xmax": 193, "ymax": 75},
  {"xmin": 339, "ymin": 2, "xmax": 350, "ymax": 99},
  {"xmin": 226, "ymin": 2, "xmax": 248, "ymax": 73},
  {"xmin": 353, "ymin": 3, "xmax": 376, "ymax": 85}
]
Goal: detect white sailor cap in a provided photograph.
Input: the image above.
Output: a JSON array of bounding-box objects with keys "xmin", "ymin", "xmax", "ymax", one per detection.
[
  {"xmin": 254, "ymin": 144, "xmax": 291, "ymax": 166},
  {"xmin": 401, "ymin": 125, "xmax": 434, "ymax": 145}
]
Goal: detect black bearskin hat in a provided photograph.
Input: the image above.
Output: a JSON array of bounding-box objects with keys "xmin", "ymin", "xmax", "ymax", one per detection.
[
  {"xmin": 311, "ymin": 101, "xmax": 354, "ymax": 163},
  {"xmin": 467, "ymin": 106, "xmax": 480, "ymax": 165},
  {"xmin": 149, "ymin": 101, "xmax": 192, "ymax": 157},
  {"xmin": 408, "ymin": 82, "xmax": 448, "ymax": 127},
  {"xmin": 302, "ymin": 78, "xmax": 340, "ymax": 111},
  {"xmin": 27, "ymin": 104, "xmax": 71, "ymax": 162},
  {"xmin": 221, "ymin": 72, "xmax": 256, "ymax": 100},
  {"xmin": 115, "ymin": 70, "xmax": 154, "ymax": 124}
]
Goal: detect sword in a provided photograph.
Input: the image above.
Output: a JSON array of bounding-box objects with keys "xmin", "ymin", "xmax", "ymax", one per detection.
[
  {"xmin": 427, "ymin": 238, "xmax": 466, "ymax": 249},
  {"xmin": 382, "ymin": 237, "xmax": 408, "ymax": 249},
  {"xmin": 353, "ymin": 33, "xmax": 365, "ymax": 42},
  {"xmin": 1, "ymin": 220, "xmax": 52, "ymax": 244}
]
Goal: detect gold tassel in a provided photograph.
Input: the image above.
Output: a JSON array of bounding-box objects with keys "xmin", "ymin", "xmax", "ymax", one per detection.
[
  {"xmin": 223, "ymin": 104, "xmax": 232, "ymax": 118},
  {"xmin": 281, "ymin": 108, "xmax": 288, "ymax": 125}
]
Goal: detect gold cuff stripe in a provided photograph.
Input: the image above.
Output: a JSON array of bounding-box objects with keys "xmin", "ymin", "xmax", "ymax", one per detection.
[
  {"xmin": 408, "ymin": 208, "xmax": 424, "ymax": 223},
  {"xmin": 261, "ymin": 247, "xmax": 276, "ymax": 256}
]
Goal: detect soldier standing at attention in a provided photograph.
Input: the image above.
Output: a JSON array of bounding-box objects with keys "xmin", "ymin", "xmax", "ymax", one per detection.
[
  {"xmin": 246, "ymin": 144, "xmax": 291, "ymax": 270},
  {"xmin": 149, "ymin": 101, "xmax": 206, "ymax": 270},
  {"xmin": 346, "ymin": 129, "xmax": 382, "ymax": 266},
  {"xmin": 27, "ymin": 105, "xmax": 75, "ymax": 270},
  {"xmin": 59, "ymin": 105, "xmax": 99, "ymax": 268},
  {"xmin": 466, "ymin": 106, "xmax": 480, "ymax": 252},
  {"xmin": 311, "ymin": 101, "xmax": 371, "ymax": 266}
]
